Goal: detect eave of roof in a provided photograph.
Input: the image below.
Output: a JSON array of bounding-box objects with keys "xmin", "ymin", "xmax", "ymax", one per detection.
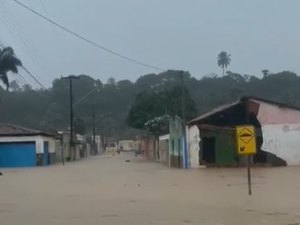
[
  {"xmin": 188, "ymin": 99, "xmax": 241, "ymax": 125},
  {"xmin": 0, "ymin": 123, "xmax": 56, "ymax": 138},
  {"xmin": 188, "ymin": 96, "xmax": 300, "ymax": 125}
]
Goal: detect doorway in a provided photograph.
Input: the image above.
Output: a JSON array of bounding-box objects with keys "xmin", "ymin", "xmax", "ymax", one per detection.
[{"xmin": 202, "ymin": 137, "xmax": 216, "ymax": 164}]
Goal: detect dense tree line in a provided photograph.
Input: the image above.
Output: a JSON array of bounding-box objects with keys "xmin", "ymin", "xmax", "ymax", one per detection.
[{"xmin": 0, "ymin": 69, "xmax": 299, "ymax": 138}]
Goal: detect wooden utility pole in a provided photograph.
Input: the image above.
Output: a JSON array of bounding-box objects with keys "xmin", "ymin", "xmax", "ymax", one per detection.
[
  {"xmin": 180, "ymin": 70, "xmax": 187, "ymax": 168},
  {"xmin": 180, "ymin": 71, "xmax": 186, "ymax": 123},
  {"xmin": 92, "ymin": 105, "xmax": 96, "ymax": 155},
  {"xmin": 62, "ymin": 75, "xmax": 80, "ymax": 161},
  {"xmin": 245, "ymin": 110, "xmax": 253, "ymax": 196}
]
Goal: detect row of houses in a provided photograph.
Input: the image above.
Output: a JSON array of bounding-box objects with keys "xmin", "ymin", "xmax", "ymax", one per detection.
[
  {"xmin": 141, "ymin": 96, "xmax": 300, "ymax": 168},
  {"xmin": 104, "ymin": 139, "xmax": 139, "ymax": 152},
  {"xmin": 0, "ymin": 123, "xmax": 102, "ymax": 168}
]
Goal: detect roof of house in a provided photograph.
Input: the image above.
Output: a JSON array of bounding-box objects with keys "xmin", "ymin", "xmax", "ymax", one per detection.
[
  {"xmin": 188, "ymin": 96, "xmax": 300, "ymax": 125},
  {"xmin": 243, "ymin": 96, "xmax": 300, "ymax": 111},
  {"xmin": 0, "ymin": 123, "xmax": 55, "ymax": 137},
  {"xmin": 188, "ymin": 100, "xmax": 241, "ymax": 125}
]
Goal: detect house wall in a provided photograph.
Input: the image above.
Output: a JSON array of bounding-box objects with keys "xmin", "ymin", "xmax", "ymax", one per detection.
[
  {"xmin": 76, "ymin": 143, "xmax": 84, "ymax": 158},
  {"xmin": 119, "ymin": 140, "xmax": 135, "ymax": 151},
  {"xmin": 106, "ymin": 142, "xmax": 118, "ymax": 152},
  {"xmin": 133, "ymin": 140, "xmax": 141, "ymax": 153},
  {"xmin": 254, "ymin": 100, "xmax": 300, "ymax": 124},
  {"xmin": 55, "ymin": 139, "xmax": 63, "ymax": 162},
  {"xmin": 186, "ymin": 125, "xmax": 200, "ymax": 168},
  {"xmin": 215, "ymin": 133, "xmax": 236, "ymax": 166},
  {"xmin": 43, "ymin": 137, "xmax": 57, "ymax": 164},
  {"xmin": 141, "ymin": 137, "xmax": 149, "ymax": 157},
  {"xmin": 169, "ymin": 116, "xmax": 183, "ymax": 168},
  {"xmin": 200, "ymin": 130, "xmax": 236, "ymax": 166},
  {"xmin": 0, "ymin": 135, "xmax": 58, "ymax": 165},
  {"xmin": 159, "ymin": 134, "xmax": 169, "ymax": 165},
  {"xmin": 43, "ymin": 137, "xmax": 56, "ymax": 153},
  {"xmin": 141, "ymin": 136, "xmax": 155, "ymax": 160},
  {"xmin": 62, "ymin": 133, "xmax": 71, "ymax": 159},
  {"xmin": 95, "ymin": 135, "xmax": 102, "ymax": 154},
  {"xmin": 253, "ymin": 100, "xmax": 300, "ymax": 165},
  {"xmin": 86, "ymin": 143, "xmax": 92, "ymax": 157},
  {"xmin": 0, "ymin": 135, "xmax": 56, "ymax": 153},
  {"xmin": 261, "ymin": 124, "xmax": 300, "ymax": 165}
]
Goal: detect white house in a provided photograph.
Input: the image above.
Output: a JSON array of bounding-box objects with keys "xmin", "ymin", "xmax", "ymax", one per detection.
[
  {"xmin": 159, "ymin": 134, "xmax": 169, "ymax": 165},
  {"xmin": 118, "ymin": 140, "xmax": 135, "ymax": 151},
  {"xmin": 0, "ymin": 124, "xmax": 58, "ymax": 167},
  {"xmin": 186, "ymin": 125, "xmax": 200, "ymax": 168}
]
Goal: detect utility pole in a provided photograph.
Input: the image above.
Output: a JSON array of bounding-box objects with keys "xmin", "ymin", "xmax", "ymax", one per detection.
[
  {"xmin": 62, "ymin": 75, "xmax": 80, "ymax": 161},
  {"xmin": 180, "ymin": 71, "xmax": 186, "ymax": 123},
  {"xmin": 180, "ymin": 71, "xmax": 187, "ymax": 169},
  {"xmin": 92, "ymin": 105, "xmax": 96, "ymax": 155}
]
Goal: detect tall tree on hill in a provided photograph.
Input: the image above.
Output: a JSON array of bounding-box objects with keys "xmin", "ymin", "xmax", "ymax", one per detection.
[
  {"xmin": 0, "ymin": 47, "xmax": 22, "ymax": 90},
  {"xmin": 107, "ymin": 77, "xmax": 116, "ymax": 86},
  {"xmin": 262, "ymin": 69, "xmax": 269, "ymax": 78},
  {"xmin": 126, "ymin": 86, "xmax": 197, "ymax": 130},
  {"xmin": 217, "ymin": 51, "xmax": 231, "ymax": 76}
]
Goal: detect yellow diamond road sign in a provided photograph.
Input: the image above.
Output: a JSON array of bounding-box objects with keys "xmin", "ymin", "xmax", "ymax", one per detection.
[
  {"xmin": 236, "ymin": 126, "xmax": 256, "ymax": 155},
  {"xmin": 239, "ymin": 128, "xmax": 254, "ymax": 144}
]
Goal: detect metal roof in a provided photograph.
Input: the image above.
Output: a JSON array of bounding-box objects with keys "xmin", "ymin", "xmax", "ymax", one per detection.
[
  {"xmin": 188, "ymin": 96, "xmax": 300, "ymax": 125},
  {"xmin": 188, "ymin": 100, "xmax": 241, "ymax": 124},
  {"xmin": 0, "ymin": 123, "xmax": 55, "ymax": 137}
]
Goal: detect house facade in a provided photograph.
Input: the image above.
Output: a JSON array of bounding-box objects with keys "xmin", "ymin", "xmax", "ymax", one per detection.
[
  {"xmin": 0, "ymin": 124, "xmax": 59, "ymax": 167},
  {"xmin": 118, "ymin": 140, "xmax": 135, "ymax": 152},
  {"xmin": 254, "ymin": 98, "xmax": 300, "ymax": 165},
  {"xmin": 187, "ymin": 96, "xmax": 300, "ymax": 167},
  {"xmin": 158, "ymin": 134, "xmax": 169, "ymax": 165},
  {"xmin": 186, "ymin": 125, "xmax": 200, "ymax": 168},
  {"xmin": 169, "ymin": 116, "xmax": 188, "ymax": 168}
]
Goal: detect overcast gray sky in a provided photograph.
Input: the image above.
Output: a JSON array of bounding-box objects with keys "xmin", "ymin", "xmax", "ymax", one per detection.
[{"xmin": 0, "ymin": 0, "xmax": 299, "ymax": 87}]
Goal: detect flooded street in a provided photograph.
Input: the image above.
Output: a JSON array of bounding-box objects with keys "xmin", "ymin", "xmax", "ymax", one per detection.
[{"xmin": 0, "ymin": 152, "xmax": 300, "ymax": 225}]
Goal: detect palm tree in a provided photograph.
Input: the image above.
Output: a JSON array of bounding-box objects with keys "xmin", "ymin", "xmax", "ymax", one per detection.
[
  {"xmin": 0, "ymin": 47, "xmax": 22, "ymax": 90},
  {"xmin": 217, "ymin": 51, "xmax": 231, "ymax": 76},
  {"xmin": 262, "ymin": 69, "xmax": 269, "ymax": 78}
]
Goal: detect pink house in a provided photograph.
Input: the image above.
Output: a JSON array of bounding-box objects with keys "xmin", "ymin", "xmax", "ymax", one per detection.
[
  {"xmin": 188, "ymin": 96, "xmax": 300, "ymax": 166},
  {"xmin": 253, "ymin": 97, "xmax": 300, "ymax": 165}
]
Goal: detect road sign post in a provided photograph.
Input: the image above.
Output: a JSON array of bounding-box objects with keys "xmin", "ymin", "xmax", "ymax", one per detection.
[
  {"xmin": 236, "ymin": 125, "xmax": 256, "ymax": 196},
  {"xmin": 246, "ymin": 155, "xmax": 252, "ymax": 195}
]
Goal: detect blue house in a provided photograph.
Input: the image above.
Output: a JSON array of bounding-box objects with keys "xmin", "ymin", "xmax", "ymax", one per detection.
[{"xmin": 0, "ymin": 124, "xmax": 58, "ymax": 167}]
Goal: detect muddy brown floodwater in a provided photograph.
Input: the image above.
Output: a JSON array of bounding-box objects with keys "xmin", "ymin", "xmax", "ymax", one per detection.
[{"xmin": 0, "ymin": 152, "xmax": 300, "ymax": 225}]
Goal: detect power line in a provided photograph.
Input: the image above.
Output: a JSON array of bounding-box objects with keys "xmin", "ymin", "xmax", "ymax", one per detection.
[
  {"xmin": 12, "ymin": 70, "xmax": 28, "ymax": 85},
  {"xmin": 1, "ymin": 1, "xmax": 41, "ymax": 68},
  {"xmin": 73, "ymin": 87, "xmax": 99, "ymax": 107},
  {"xmin": 11, "ymin": 0, "xmax": 164, "ymax": 71},
  {"xmin": 0, "ymin": 39, "xmax": 6, "ymax": 47},
  {"xmin": 39, "ymin": 0, "xmax": 48, "ymax": 15},
  {"xmin": 0, "ymin": 3, "xmax": 39, "ymax": 77},
  {"xmin": 20, "ymin": 66, "xmax": 47, "ymax": 89}
]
